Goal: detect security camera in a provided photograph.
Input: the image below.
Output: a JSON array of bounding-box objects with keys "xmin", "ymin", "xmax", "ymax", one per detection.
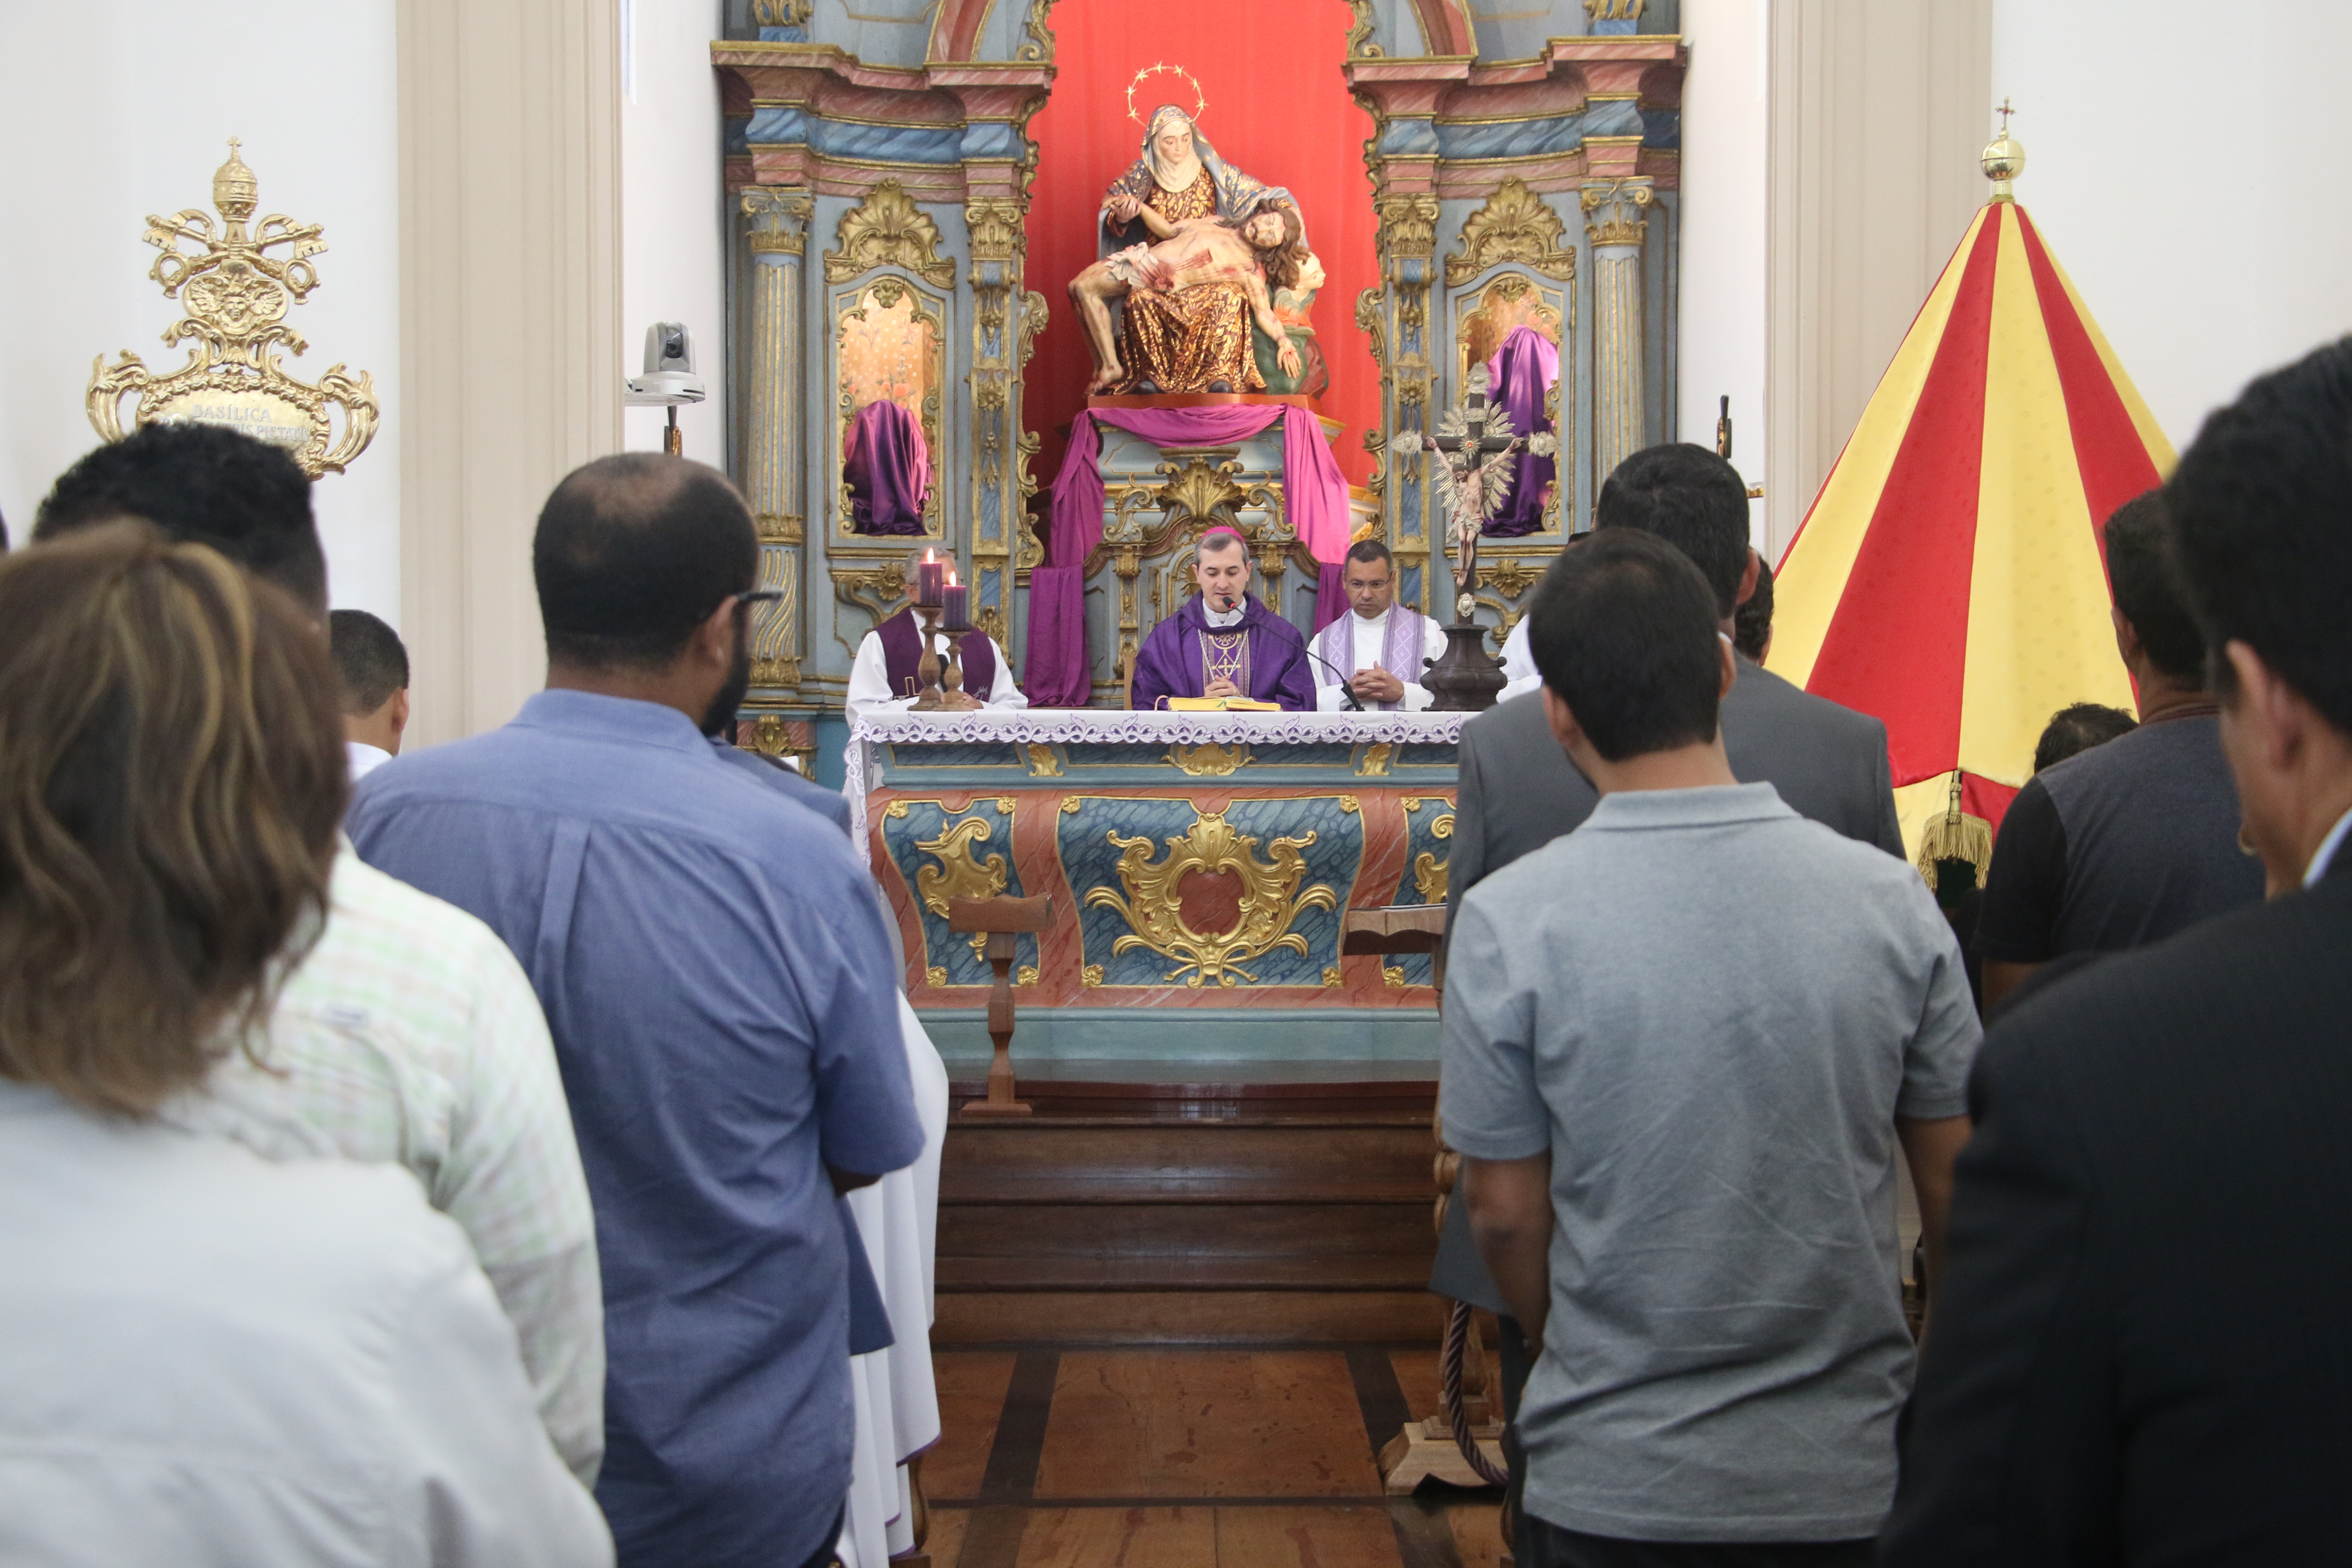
[{"xmin": 625, "ymin": 321, "xmax": 707, "ymax": 405}]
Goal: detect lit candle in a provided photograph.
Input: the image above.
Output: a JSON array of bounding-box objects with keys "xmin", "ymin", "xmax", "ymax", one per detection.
[
  {"xmin": 940, "ymin": 571, "xmax": 971, "ymax": 633},
  {"xmin": 914, "ymin": 548, "xmax": 945, "ymax": 608}
]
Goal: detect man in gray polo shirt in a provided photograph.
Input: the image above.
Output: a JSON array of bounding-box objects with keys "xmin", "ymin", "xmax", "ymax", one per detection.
[{"xmin": 1445, "ymin": 532, "xmax": 1980, "ymax": 1567}]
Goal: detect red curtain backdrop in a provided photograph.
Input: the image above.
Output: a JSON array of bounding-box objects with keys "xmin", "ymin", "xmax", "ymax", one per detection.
[{"xmin": 1023, "ymin": 0, "xmax": 1379, "ymax": 489}]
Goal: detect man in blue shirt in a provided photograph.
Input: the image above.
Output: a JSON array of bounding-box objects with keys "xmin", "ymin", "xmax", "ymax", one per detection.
[{"xmin": 350, "ymin": 453, "xmax": 921, "ymax": 1568}]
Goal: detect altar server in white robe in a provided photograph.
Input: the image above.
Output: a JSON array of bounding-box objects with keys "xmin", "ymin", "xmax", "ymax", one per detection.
[
  {"xmin": 1312, "ymin": 539, "xmax": 1449, "ymax": 712},
  {"xmin": 846, "ymin": 553, "xmax": 1029, "ymax": 722}
]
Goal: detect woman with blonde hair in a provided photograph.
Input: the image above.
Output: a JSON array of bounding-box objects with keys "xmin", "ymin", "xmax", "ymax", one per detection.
[{"xmin": 0, "ymin": 523, "xmax": 610, "ymax": 1568}]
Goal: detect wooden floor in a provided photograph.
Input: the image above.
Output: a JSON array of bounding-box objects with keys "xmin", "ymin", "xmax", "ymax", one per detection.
[{"xmin": 921, "ymin": 1342, "xmax": 1505, "ymax": 1568}]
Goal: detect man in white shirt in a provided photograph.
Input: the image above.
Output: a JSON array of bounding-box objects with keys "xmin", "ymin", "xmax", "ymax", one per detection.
[
  {"xmin": 1312, "ymin": 539, "xmax": 1448, "ymax": 711},
  {"xmin": 331, "ymin": 608, "xmax": 410, "ymax": 780},
  {"xmin": 845, "ymin": 551, "xmax": 1028, "ymax": 721}
]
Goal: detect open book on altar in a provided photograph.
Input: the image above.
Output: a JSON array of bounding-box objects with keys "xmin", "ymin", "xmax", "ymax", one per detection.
[{"xmin": 1162, "ymin": 696, "xmax": 1283, "ymax": 712}]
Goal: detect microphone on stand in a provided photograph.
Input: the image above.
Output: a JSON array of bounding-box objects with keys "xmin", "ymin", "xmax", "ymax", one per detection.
[{"xmin": 1302, "ymin": 644, "xmax": 1366, "ymax": 712}]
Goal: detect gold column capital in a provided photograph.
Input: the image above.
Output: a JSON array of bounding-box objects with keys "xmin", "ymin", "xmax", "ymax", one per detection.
[
  {"xmin": 741, "ymin": 187, "xmax": 813, "ymax": 255},
  {"xmin": 1581, "ymin": 177, "xmax": 1655, "ymax": 251}
]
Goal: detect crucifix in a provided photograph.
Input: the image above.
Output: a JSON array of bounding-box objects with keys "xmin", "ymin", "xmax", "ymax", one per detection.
[{"xmin": 1424, "ymin": 364, "xmax": 1522, "ymax": 617}]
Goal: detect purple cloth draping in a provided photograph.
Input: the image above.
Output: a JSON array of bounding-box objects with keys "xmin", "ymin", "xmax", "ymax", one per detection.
[
  {"xmin": 1486, "ymin": 325, "xmax": 1559, "ymax": 537},
  {"xmin": 1314, "ymin": 560, "xmax": 1345, "ymax": 631},
  {"xmin": 843, "ymin": 399, "xmax": 930, "ymax": 536},
  {"xmin": 1026, "ymin": 404, "xmax": 1352, "ymax": 707}
]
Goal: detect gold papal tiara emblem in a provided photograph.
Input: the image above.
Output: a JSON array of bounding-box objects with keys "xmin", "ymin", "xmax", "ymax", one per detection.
[
  {"xmin": 1126, "ymin": 62, "xmax": 1206, "ymax": 127},
  {"xmin": 87, "ymin": 140, "xmax": 378, "ymax": 478}
]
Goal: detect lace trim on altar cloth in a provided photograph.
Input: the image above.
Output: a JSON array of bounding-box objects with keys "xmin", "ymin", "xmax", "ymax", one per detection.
[{"xmin": 842, "ymin": 708, "xmax": 1470, "ymax": 840}]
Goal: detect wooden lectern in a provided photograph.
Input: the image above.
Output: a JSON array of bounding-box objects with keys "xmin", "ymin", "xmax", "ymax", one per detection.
[{"xmin": 947, "ymin": 894, "xmax": 1052, "ymax": 1118}]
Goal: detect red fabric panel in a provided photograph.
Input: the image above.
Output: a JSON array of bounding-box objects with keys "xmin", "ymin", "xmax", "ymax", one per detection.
[
  {"xmin": 1963, "ymin": 772, "xmax": 2020, "ymax": 842},
  {"xmin": 1023, "ymin": 0, "xmax": 1378, "ymax": 487},
  {"xmin": 2015, "ymin": 209, "xmax": 2165, "ymax": 564},
  {"xmin": 1806, "ymin": 207, "xmax": 2006, "ymax": 788}
]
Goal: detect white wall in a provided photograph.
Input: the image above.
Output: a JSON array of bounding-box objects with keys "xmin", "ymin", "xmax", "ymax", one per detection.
[
  {"xmin": 0, "ymin": 1, "xmax": 402, "ymax": 622},
  {"xmin": 620, "ymin": 0, "xmax": 729, "ymax": 464},
  {"xmin": 1676, "ymin": 0, "xmax": 1772, "ymax": 545},
  {"xmin": 1992, "ymin": 1, "xmax": 2352, "ymax": 451}
]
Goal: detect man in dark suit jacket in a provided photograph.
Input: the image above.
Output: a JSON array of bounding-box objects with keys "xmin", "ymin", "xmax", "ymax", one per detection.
[{"xmin": 1880, "ymin": 337, "xmax": 2352, "ymax": 1562}]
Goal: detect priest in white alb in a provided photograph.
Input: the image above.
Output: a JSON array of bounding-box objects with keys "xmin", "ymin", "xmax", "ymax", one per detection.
[{"xmin": 1311, "ymin": 539, "xmax": 1448, "ymax": 711}]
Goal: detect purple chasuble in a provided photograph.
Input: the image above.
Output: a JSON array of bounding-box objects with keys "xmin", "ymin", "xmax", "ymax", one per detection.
[
  {"xmin": 1314, "ymin": 608, "xmax": 1429, "ymax": 712},
  {"xmin": 876, "ymin": 606, "xmax": 996, "ymax": 701},
  {"xmin": 1129, "ymin": 595, "xmax": 1314, "ymax": 711}
]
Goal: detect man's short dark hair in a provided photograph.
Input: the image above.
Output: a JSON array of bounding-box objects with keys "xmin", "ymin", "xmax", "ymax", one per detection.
[
  {"xmin": 1529, "ymin": 529, "xmax": 1724, "ymax": 763},
  {"xmin": 1593, "ymin": 443, "xmax": 1752, "ymax": 619},
  {"xmin": 1732, "ymin": 554, "xmax": 1774, "ymax": 661},
  {"xmin": 2033, "ymin": 702, "xmax": 2138, "ymax": 774},
  {"xmin": 2165, "ymin": 337, "xmax": 2352, "ymax": 734},
  {"xmin": 34, "ymin": 424, "xmax": 324, "ymax": 612},
  {"xmin": 2102, "ymin": 490, "xmax": 2204, "ymax": 683},
  {"xmin": 534, "ymin": 454, "xmax": 759, "ymax": 670},
  {"xmin": 1344, "ymin": 538, "xmax": 1393, "ymax": 572},
  {"xmin": 329, "ymin": 609, "xmax": 410, "ymax": 717}
]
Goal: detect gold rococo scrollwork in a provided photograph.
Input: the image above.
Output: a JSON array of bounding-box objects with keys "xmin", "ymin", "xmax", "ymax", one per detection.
[
  {"xmin": 1084, "ymin": 810, "xmax": 1339, "ymax": 987},
  {"xmin": 89, "ymin": 141, "xmax": 379, "ymax": 480},
  {"xmin": 825, "ymin": 180, "xmax": 956, "ymax": 287},
  {"xmin": 915, "ymin": 812, "xmax": 1012, "ymax": 959},
  {"xmin": 1414, "ymin": 812, "xmax": 1456, "ymax": 905},
  {"xmin": 1447, "ymin": 178, "xmax": 1576, "ymax": 286}
]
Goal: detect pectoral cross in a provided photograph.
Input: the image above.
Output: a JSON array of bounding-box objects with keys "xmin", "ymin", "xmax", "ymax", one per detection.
[{"xmin": 1426, "ymin": 364, "xmax": 1520, "ymax": 610}]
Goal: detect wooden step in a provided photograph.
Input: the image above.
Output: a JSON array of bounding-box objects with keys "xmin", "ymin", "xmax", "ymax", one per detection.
[
  {"xmin": 938, "ymin": 1201, "xmax": 1433, "ymax": 1259},
  {"xmin": 934, "ymin": 1288, "xmax": 1446, "ymax": 1346},
  {"xmin": 942, "ymin": 1122, "xmax": 1436, "ymax": 1206},
  {"xmin": 937, "ymin": 1252, "xmax": 1433, "ymax": 1292}
]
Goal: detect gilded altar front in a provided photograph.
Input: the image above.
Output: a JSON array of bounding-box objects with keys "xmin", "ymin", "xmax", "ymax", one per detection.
[{"xmin": 852, "ymin": 710, "xmax": 1461, "ymax": 1065}]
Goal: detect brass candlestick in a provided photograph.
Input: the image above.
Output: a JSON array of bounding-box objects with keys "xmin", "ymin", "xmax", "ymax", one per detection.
[
  {"xmin": 908, "ymin": 606, "xmax": 950, "ymax": 710},
  {"xmin": 937, "ymin": 629, "xmax": 985, "ymax": 711}
]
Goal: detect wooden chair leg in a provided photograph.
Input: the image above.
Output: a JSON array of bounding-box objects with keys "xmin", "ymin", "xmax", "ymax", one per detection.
[{"xmin": 960, "ymin": 930, "xmax": 1030, "ymax": 1118}]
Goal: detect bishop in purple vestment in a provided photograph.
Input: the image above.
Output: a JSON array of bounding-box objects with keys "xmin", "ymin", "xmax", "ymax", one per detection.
[{"xmin": 1129, "ymin": 528, "xmax": 1314, "ymax": 711}]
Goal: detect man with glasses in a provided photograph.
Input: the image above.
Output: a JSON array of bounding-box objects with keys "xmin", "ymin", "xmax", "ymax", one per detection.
[{"xmin": 349, "ymin": 454, "xmax": 922, "ymax": 1568}]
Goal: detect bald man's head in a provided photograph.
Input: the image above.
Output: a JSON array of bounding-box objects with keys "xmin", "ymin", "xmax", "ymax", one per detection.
[{"xmin": 534, "ymin": 453, "xmax": 759, "ymax": 670}]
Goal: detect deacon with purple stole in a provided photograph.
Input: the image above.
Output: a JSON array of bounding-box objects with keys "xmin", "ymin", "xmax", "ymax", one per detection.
[
  {"xmin": 846, "ymin": 550, "xmax": 1030, "ymax": 720},
  {"xmin": 1129, "ymin": 527, "xmax": 1315, "ymax": 711},
  {"xmin": 1311, "ymin": 539, "xmax": 1447, "ymax": 712}
]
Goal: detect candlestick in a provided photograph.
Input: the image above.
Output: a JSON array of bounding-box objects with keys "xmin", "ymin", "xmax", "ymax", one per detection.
[
  {"xmin": 914, "ymin": 549, "xmax": 945, "ymax": 608},
  {"xmin": 940, "ymin": 579, "xmax": 970, "ymax": 634}
]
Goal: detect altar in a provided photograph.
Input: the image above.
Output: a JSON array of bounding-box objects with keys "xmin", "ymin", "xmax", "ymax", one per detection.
[{"xmin": 853, "ymin": 709, "xmax": 1462, "ymax": 1066}]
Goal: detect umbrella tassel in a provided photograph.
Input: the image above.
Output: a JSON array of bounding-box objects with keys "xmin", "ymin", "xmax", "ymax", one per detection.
[{"xmin": 1915, "ymin": 770, "xmax": 1993, "ymax": 885}]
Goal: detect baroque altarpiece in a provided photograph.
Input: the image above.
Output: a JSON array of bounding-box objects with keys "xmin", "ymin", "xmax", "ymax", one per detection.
[{"xmin": 715, "ymin": 0, "xmax": 1687, "ymax": 778}]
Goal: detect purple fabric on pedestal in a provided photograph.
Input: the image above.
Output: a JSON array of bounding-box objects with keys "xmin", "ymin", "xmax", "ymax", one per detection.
[
  {"xmin": 1128, "ymin": 594, "xmax": 1314, "ymax": 711},
  {"xmin": 843, "ymin": 400, "xmax": 930, "ymax": 536},
  {"xmin": 1486, "ymin": 326, "xmax": 1559, "ymax": 537},
  {"xmin": 1314, "ymin": 560, "xmax": 1346, "ymax": 632},
  {"xmin": 1024, "ymin": 404, "xmax": 1352, "ymax": 706}
]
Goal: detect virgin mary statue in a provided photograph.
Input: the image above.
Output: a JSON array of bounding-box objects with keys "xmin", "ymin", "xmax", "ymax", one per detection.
[{"xmin": 1098, "ymin": 106, "xmax": 1304, "ymax": 395}]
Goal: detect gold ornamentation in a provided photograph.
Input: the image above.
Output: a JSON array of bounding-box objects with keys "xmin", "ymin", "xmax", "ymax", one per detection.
[
  {"xmin": 927, "ymin": 966, "xmax": 949, "ymax": 989},
  {"xmin": 742, "ymin": 187, "xmax": 813, "ymax": 255},
  {"xmin": 90, "ymin": 141, "xmax": 378, "ymax": 479},
  {"xmin": 1322, "ymin": 965, "xmax": 1345, "ymax": 988},
  {"xmin": 1019, "ymin": 0, "xmax": 1059, "ymax": 62},
  {"xmin": 1383, "ymin": 965, "xmax": 1409, "ymax": 988},
  {"xmin": 1447, "ymin": 178, "xmax": 1575, "ymax": 285},
  {"xmin": 1026, "ymin": 745, "xmax": 1066, "ymax": 778},
  {"xmin": 995, "ymin": 796, "xmax": 1018, "ymax": 816},
  {"xmin": 1125, "ymin": 62, "xmax": 1205, "ymax": 126},
  {"xmin": 1015, "ymin": 965, "xmax": 1040, "ymax": 988},
  {"xmin": 1345, "ymin": 0, "xmax": 1384, "ymax": 58},
  {"xmin": 832, "ymin": 558, "xmax": 910, "ymax": 633},
  {"xmin": 1581, "ymin": 178, "xmax": 1655, "ymax": 250},
  {"xmin": 756, "ymin": 512, "xmax": 805, "ymax": 543},
  {"xmin": 1413, "ymin": 811, "xmax": 1455, "ymax": 905},
  {"xmin": 824, "ymin": 181, "xmax": 954, "ymax": 287},
  {"xmin": 1483, "ymin": 557, "xmax": 1539, "ymax": 597},
  {"xmin": 1170, "ymin": 742, "xmax": 1249, "ymax": 777},
  {"xmin": 1356, "ymin": 742, "xmax": 1394, "ymax": 778},
  {"xmin": 1375, "ymin": 194, "xmax": 1442, "ymax": 263},
  {"xmin": 914, "ymin": 815, "xmax": 1010, "ymax": 919},
  {"xmin": 743, "ymin": 713, "xmax": 816, "ymax": 774},
  {"xmin": 1080, "ymin": 962, "xmax": 1105, "ymax": 987},
  {"xmin": 1084, "ymin": 810, "xmax": 1339, "ymax": 987},
  {"xmin": 1338, "ymin": 796, "xmax": 1361, "ymax": 814},
  {"xmin": 1583, "ymin": 0, "xmax": 1645, "ymax": 17},
  {"xmin": 1402, "ymin": 796, "xmax": 1426, "ymax": 813},
  {"xmin": 964, "ymin": 199, "xmax": 1023, "ymax": 263},
  {"xmin": 750, "ymin": 655, "xmax": 800, "ymax": 687},
  {"xmin": 885, "ymin": 800, "xmax": 912, "ymax": 819},
  {"xmin": 836, "ymin": 276, "xmax": 946, "ymax": 536},
  {"xmin": 1061, "ymin": 797, "xmax": 1083, "ymax": 814},
  {"xmin": 750, "ymin": 0, "xmax": 812, "ymax": 22}
]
